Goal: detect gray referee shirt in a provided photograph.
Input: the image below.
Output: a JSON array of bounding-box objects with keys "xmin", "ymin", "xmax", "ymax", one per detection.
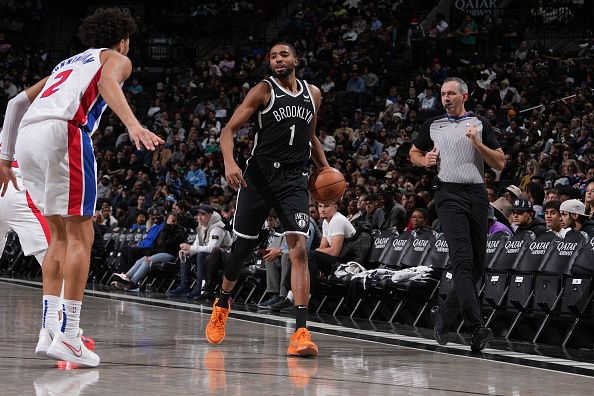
[{"xmin": 413, "ymin": 113, "xmax": 501, "ymax": 184}]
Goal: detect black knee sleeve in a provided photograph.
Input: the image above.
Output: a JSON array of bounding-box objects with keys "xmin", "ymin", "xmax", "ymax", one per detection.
[{"xmin": 223, "ymin": 237, "xmax": 257, "ymax": 281}]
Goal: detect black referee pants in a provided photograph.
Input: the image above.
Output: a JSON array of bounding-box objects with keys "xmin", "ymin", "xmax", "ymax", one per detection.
[{"xmin": 435, "ymin": 182, "xmax": 488, "ymax": 331}]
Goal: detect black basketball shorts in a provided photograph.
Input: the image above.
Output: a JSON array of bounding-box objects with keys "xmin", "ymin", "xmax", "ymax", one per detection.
[{"xmin": 233, "ymin": 162, "xmax": 310, "ymax": 239}]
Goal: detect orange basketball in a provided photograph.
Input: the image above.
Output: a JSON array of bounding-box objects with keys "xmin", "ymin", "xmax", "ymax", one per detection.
[{"xmin": 308, "ymin": 167, "xmax": 346, "ymax": 204}]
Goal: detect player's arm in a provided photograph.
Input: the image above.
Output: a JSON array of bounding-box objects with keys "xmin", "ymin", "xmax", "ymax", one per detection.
[
  {"xmin": 98, "ymin": 51, "xmax": 163, "ymax": 151},
  {"xmin": 0, "ymin": 77, "xmax": 49, "ymax": 196},
  {"xmin": 308, "ymin": 84, "xmax": 330, "ymax": 169},
  {"xmin": 220, "ymin": 81, "xmax": 269, "ymax": 189}
]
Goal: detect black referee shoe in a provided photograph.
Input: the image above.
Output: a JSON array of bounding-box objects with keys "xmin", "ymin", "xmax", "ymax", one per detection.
[
  {"xmin": 431, "ymin": 306, "xmax": 449, "ymax": 345},
  {"xmin": 470, "ymin": 326, "xmax": 494, "ymax": 352}
]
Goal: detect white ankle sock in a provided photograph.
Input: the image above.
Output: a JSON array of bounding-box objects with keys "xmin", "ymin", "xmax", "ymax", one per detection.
[
  {"xmin": 61, "ymin": 299, "xmax": 82, "ymax": 339},
  {"xmin": 42, "ymin": 295, "xmax": 61, "ymax": 333}
]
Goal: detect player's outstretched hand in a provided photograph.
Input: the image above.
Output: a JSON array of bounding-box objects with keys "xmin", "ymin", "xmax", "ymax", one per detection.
[
  {"xmin": 225, "ymin": 161, "xmax": 247, "ymax": 190},
  {"xmin": 128, "ymin": 125, "xmax": 164, "ymax": 151},
  {"xmin": 0, "ymin": 160, "xmax": 19, "ymax": 197}
]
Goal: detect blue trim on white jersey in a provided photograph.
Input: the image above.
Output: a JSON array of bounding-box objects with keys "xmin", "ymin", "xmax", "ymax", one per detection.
[{"xmin": 81, "ymin": 132, "xmax": 96, "ymax": 216}]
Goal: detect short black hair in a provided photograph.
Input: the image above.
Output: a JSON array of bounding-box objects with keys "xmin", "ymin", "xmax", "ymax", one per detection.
[
  {"xmin": 271, "ymin": 41, "xmax": 297, "ymax": 57},
  {"xmin": 78, "ymin": 8, "xmax": 137, "ymax": 48},
  {"xmin": 542, "ymin": 200, "xmax": 560, "ymax": 212}
]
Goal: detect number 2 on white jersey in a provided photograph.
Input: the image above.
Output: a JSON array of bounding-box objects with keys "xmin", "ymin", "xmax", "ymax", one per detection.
[{"xmin": 288, "ymin": 124, "xmax": 295, "ymax": 145}]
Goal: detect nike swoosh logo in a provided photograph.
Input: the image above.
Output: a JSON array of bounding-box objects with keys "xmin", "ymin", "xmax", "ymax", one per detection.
[
  {"xmin": 276, "ymin": 94, "xmax": 286, "ymax": 98},
  {"xmin": 303, "ymin": 95, "xmax": 310, "ymax": 99},
  {"xmin": 302, "ymin": 172, "xmax": 309, "ymax": 177},
  {"xmin": 62, "ymin": 340, "xmax": 83, "ymax": 357}
]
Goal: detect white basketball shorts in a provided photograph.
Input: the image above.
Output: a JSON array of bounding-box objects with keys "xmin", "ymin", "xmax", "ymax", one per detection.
[
  {"xmin": 0, "ymin": 172, "xmax": 49, "ymax": 256},
  {"xmin": 15, "ymin": 120, "xmax": 97, "ymax": 217}
]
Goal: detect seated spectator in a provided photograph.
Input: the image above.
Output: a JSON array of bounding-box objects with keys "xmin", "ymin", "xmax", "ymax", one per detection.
[
  {"xmin": 370, "ymin": 189, "xmax": 406, "ymax": 232},
  {"xmin": 410, "ymin": 208, "xmax": 432, "ymax": 232},
  {"xmin": 490, "ymin": 197, "xmax": 513, "ymax": 230},
  {"xmin": 349, "ymin": 194, "xmax": 369, "ymax": 227},
  {"xmin": 169, "ymin": 205, "xmax": 232, "ymax": 298},
  {"xmin": 584, "ymin": 180, "xmax": 594, "ymax": 216},
  {"xmin": 111, "ymin": 214, "xmax": 186, "ymax": 291},
  {"xmin": 560, "ymin": 199, "xmax": 594, "ymax": 235},
  {"xmin": 130, "ymin": 211, "xmax": 148, "ymax": 232},
  {"xmin": 487, "ymin": 206, "xmax": 513, "ymax": 236},
  {"xmin": 511, "ymin": 199, "xmax": 547, "ymax": 236},
  {"xmin": 100, "ymin": 205, "xmax": 118, "ymax": 229},
  {"xmin": 173, "ymin": 200, "xmax": 197, "ymax": 229},
  {"xmin": 543, "ymin": 200, "xmax": 569, "ymax": 238},
  {"xmin": 185, "ymin": 162, "xmax": 208, "ymax": 196},
  {"xmin": 502, "ymin": 185, "xmax": 522, "ymax": 204},
  {"xmin": 119, "ymin": 210, "xmax": 166, "ymax": 273}
]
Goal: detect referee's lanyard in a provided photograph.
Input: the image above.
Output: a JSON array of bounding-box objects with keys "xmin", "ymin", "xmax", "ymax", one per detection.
[{"xmin": 445, "ymin": 112, "xmax": 469, "ymax": 122}]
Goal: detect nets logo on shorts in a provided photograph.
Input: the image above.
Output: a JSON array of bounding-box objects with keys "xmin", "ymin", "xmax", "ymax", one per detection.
[{"xmin": 295, "ymin": 213, "xmax": 309, "ymax": 230}]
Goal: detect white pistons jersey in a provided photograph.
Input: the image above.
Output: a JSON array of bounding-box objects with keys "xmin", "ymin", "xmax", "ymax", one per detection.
[{"xmin": 20, "ymin": 48, "xmax": 108, "ymax": 135}]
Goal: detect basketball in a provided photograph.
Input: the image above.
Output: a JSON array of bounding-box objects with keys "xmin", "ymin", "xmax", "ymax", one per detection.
[{"xmin": 308, "ymin": 167, "xmax": 346, "ymax": 204}]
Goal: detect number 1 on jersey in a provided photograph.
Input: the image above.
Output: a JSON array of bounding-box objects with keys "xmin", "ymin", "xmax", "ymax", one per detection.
[{"xmin": 289, "ymin": 124, "xmax": 296, "ymax": 145}]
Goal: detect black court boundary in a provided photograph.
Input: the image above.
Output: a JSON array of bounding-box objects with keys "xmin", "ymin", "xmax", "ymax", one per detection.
[{"xmin": 2, "ymin": 277, "xmax": 593, "ymax": 378}]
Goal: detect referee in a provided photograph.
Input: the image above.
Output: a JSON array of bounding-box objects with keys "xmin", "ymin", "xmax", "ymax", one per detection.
[{"xmin": 410, "ymin": 77, "xmax": 504, "ymax": 352}]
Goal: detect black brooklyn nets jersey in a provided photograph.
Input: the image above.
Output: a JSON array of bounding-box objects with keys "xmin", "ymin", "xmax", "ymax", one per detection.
[{"xmin": 249, "ymin": 76, "xmax": 316, "ymax": 166}]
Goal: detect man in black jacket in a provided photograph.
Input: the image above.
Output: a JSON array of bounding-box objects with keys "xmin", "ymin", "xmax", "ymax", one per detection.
[
  {"xmin": 112, "ymin": 214, "xmax": 186, "ymax": 290},
  {"xmin": 511, "ymin": 199, "xmax": 548, "ymax": 236}
]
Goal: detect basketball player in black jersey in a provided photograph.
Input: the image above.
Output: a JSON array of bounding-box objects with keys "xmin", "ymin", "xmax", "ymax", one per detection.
[{"xmin": 204, "ymin": 42, "xmax": 330, "ymax": 356}]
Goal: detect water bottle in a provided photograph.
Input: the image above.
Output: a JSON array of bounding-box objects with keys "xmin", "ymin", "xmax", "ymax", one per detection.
[{"xmin": 179, "ymin": 249, "xmax": 187, "ymax": 264}]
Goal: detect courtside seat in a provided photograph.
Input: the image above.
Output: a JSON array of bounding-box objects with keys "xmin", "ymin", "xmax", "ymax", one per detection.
[
  {"xmin": 339, "ymin": 231, "xmax": 413, "ymax": 320},
  {"xmin": 497, "ymin": 231, "xmax": 537, "ymax": 313},
  {"xmin": 315, "ymin": 229, "xmax": 396, "ymax": 316},
  {"xmin": 406, "ymin": 232, "xmax": 450, "ymax": 326},
  {"xmin": 483, "ymin": 231, "xmax": 555, "ymax": 327},
  {"xmin": 560, "ymin": 233, "xmax": 594, "ymax": 347},
  {"xmin": 377, "ymin": 231, "xmax": 414, "ymax": 269},
  {"xmin": 484, "ymin": 231, "xmax": 511, "ymax": 270},
  {"xmin": 439, "ymin": 231, "xmax": 511, "ymax": 304},
  {"xmin": 571, "ymin": 232, "xmax": 594, "ymax": 276},
  {"xmin": 364, "ymin": 229, "xmax": 436, "ymax": 323},
  {"xmin": 531, "ymin": 230, "xmax": 588, "ymax": 343},
  {"xmin": 533, "ymin": 231, "xmax": 587, "ymax": 313}
]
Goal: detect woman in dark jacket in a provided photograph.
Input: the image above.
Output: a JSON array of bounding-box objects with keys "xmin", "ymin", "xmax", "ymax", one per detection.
[{"xmin": 111, "ymin": 214, "xmax": 187, "ymax": 290}]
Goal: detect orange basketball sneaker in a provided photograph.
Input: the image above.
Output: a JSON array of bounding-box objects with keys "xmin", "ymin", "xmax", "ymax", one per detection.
[
  {"xmin": 287, "ymin": 328, "xmax": 318, "ymax": 357},
  {"xmin": 205, "ymin": 298, "xmax": 231, "ymax": 344}
]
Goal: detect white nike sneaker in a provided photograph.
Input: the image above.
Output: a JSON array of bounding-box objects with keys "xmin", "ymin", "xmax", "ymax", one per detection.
[
  {"xmin": 35, "ymin": 328, "xmax": 55, "ymax": 358},
  {"xmin": 46, "ymin": 330, "xmax": 100, "ymax": 367}
]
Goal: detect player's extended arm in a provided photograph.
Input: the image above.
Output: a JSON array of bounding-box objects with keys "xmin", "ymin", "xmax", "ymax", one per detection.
[
  {"xmin": 220, "ymin": 82, "xmax": 269, "ymax": 189},
  {"xmin": 0, "ymin": 77, "xmax": 48, "ymax": 161},
  {"xmin": 0, "ymin": 77, "xmax": 49, "ymax": 196},
  {"xmin": 98, "ymin": 51, "xmax": 163, "ymax": 151},
  {"xmin": 308, "ymin": 84, "xmax": 330, "ymax": 169}
]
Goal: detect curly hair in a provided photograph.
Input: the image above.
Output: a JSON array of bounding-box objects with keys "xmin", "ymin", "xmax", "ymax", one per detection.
[{"xmin": 78, "ymin": 8, "xmax": 137, "ymax": 48}]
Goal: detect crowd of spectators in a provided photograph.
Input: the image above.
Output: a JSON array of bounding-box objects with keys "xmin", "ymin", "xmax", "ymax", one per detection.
[{"xmin": 1, "ymin": 1, "xmax": 593, "ymax": 249}]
